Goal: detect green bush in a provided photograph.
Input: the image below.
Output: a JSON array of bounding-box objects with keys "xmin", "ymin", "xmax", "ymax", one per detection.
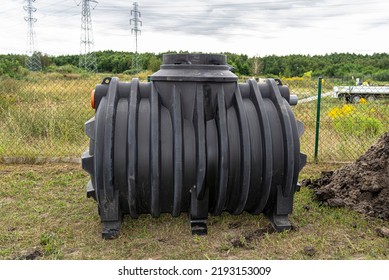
[
  {"xmin": 373, "ymin": 69, "xmax": 389, "ymax": 81},
  {"xmin": 46, "ymin": 64, "xmax": 81, "ymax": 74},
  {"xmin": 0, "ymin": 59, "xmax": 28, "ymax": 78}
]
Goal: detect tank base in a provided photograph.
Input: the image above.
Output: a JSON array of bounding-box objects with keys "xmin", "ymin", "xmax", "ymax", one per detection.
[
  {"xmin": 190, "ymin": 219, "xmax": 208, "ymax": 235},
  {"xmin": 102, "ymin": 221, "xmax": 121, "ymax": 239},
  {"xmin": 266, "ymin": 213, "xmax": 292, "ymax": 232}
]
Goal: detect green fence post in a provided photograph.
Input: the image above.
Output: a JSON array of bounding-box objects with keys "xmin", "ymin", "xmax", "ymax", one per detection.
[{"xmin": 314, "ymin": 76, "xmax": 323, "ymax": 163}]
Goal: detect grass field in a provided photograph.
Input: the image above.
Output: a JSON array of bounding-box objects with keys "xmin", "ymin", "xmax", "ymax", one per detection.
[
  {"xmin": 0, "ymin": 72, "xmax": 150, "ymax": 158},
  {"xmin": 0, "ymin": 162, "xmax": 388, "ymax": 260}
]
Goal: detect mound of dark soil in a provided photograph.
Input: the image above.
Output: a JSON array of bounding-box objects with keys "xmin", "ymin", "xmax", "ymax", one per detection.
[{"xmin": 302, "ymin": 132, "xmax": 389, "ymax": 220}]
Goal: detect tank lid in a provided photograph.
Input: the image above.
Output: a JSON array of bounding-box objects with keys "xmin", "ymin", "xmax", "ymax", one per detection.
[
  {"xmin": 162, "ymin": 54, "xmax": 227, "ymax": 66},
  {"xmin": 151, "ymin": 53, "xmax": 237, "ymax": 82}
]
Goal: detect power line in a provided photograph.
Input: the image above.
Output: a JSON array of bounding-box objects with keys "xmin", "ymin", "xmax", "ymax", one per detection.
[
  {"xmin": 77, "ymin": 0, "xmax": 98, "ymax": 72},
  {"xmin": 24, "ymin": 0, "xmax": 42, "ymax": 71}
]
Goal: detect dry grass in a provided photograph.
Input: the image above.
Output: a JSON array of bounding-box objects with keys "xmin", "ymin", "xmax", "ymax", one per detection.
[
  {"xmin": 0, "ymin": 72, "xmax": 151, "ymax": 158},
  {"xmin": 0, "ymin": 163, "xmax": 388, "ymax": 260}
]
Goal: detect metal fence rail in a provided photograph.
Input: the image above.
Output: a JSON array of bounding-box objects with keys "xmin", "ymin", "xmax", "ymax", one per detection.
[{"xmin": 0, "ymin": 74, "xmax": 388, "ymax": 163}]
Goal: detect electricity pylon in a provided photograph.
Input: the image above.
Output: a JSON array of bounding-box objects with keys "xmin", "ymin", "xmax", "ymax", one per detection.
[
  {"xmin": 77, "ymin": 0, "xmax": 98, "ymax": 72},
  {"xmin": 130, "ymin": 2, "xmax": 142, "ymax": 73},
  {"xmin": 24, "ymin": 0, "xmax": 42, "ymax": 71}
]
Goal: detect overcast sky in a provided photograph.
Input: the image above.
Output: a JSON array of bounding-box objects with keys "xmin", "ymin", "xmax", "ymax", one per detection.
[{"xmin": 1, "ymin": 0, "xmax": 388, "ymax": 56}]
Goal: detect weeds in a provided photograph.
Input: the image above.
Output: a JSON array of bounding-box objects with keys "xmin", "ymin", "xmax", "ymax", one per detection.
[
  {"xmin": 328, "ymin": 103, "xmax": 384, "ymax": 138},
  {"xmin": 40, "ymin": 233, "xmax": 64, "ymax": 258}
]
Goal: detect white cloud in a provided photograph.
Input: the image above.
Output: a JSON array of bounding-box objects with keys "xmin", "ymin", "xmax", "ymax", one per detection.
[{"xmin": 0, "ymin": 0, "xmax": 388, "ymax": 56}]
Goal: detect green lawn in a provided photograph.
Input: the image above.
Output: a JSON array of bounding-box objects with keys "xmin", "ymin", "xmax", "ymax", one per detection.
[{"xmin": 0, "ymin": 163, "xmax": 388, "ymax": 260}]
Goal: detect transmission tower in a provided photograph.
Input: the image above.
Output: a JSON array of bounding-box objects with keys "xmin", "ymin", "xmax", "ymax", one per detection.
[
  {"xmin": 130, "ymin": 2, "xmax": 142, "ymax": 72},
  {"xmin": 24, "ymin": 0, "xmax": 42, "ymax": 71},
  {"xmin": 77, "ymin": 0, "xmax": 98, "ymax": 72}
]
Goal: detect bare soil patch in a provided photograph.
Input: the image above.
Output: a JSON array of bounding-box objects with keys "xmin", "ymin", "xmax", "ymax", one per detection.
[{"xmin": 302, "ymin": 132, "xmax": 389, "ymax": 221}]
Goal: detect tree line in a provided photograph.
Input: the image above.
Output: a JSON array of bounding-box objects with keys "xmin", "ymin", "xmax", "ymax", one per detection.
[{"xmin": 1, "ymin": 51, "xmax": 389, "ymax": 81}]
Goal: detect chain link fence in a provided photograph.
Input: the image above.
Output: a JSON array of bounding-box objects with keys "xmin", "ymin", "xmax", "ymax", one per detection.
[
  {"xmin": 0, "ymin": 73, "xmax": 98, "ymax": 161},
  {"xmin": 1, "ymin": 74, "xmax": 388, "ymax": 163},
  {"xmin": 284, "ymin": 77, "xmax": 389, "ymax": 162}
]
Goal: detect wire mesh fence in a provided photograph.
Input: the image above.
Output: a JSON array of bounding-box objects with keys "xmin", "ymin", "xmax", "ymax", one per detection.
[
  {"xmin": 284, "ymin": 77, "xmax": 389, "ymax": 162},
  {"xmin": 0, "ymin": 73, "xmax": 98, "ymax": 160},
  {"xmin": 0, "ymin": 73, "xmax": 388, "ymax": 163}
]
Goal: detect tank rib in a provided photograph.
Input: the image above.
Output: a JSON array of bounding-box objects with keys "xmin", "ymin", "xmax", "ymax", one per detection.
[
  {"xmin": 267, "ymin": 80, "xmax": 294, "ymax": 197},
  {"xmin": 231, "ymin": 85, "xmax": 251, "ymax": 214},
  {"xmin": 103, "ymin": 77, "xmax": 119, "ymax": 201},
  {"xmin": 214, "ymin": 85, "xmax": 229, "ymax": 215},
  {"xmin": 248, "ymin": 79, "xmax": 273, "ymax": 214},
  {"xmin": 150, "ymin": 83, "xmax": 161, "ymax": 217},
  {"xmin": 94, "ymin": 97, "xmax": 107, "ymax": 206},
  {"xmin": 127, "ymin": 78, "xmax": 140, "ymax": 218},
  {"xmin": 172, "ymin": 84, "xmax": 184, "ymax": 217},
  {"xmin": 194, "ymin": 84, "xmax": 207, "ymax": 200},
  {"xmin": 114, "ymin": 99, "xmax": 128, "ymax": 207}
]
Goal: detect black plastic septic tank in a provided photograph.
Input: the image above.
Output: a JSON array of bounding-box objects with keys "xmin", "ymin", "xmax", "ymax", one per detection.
[{"xmin": 82, "ymin": 53, "xmax": 306, "ymax": 239}]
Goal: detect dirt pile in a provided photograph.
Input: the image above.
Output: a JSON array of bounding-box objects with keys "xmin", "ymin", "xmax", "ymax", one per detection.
[{"xmin": 302, "ymin": 132, "xmax": 389, "ymax": 221}]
